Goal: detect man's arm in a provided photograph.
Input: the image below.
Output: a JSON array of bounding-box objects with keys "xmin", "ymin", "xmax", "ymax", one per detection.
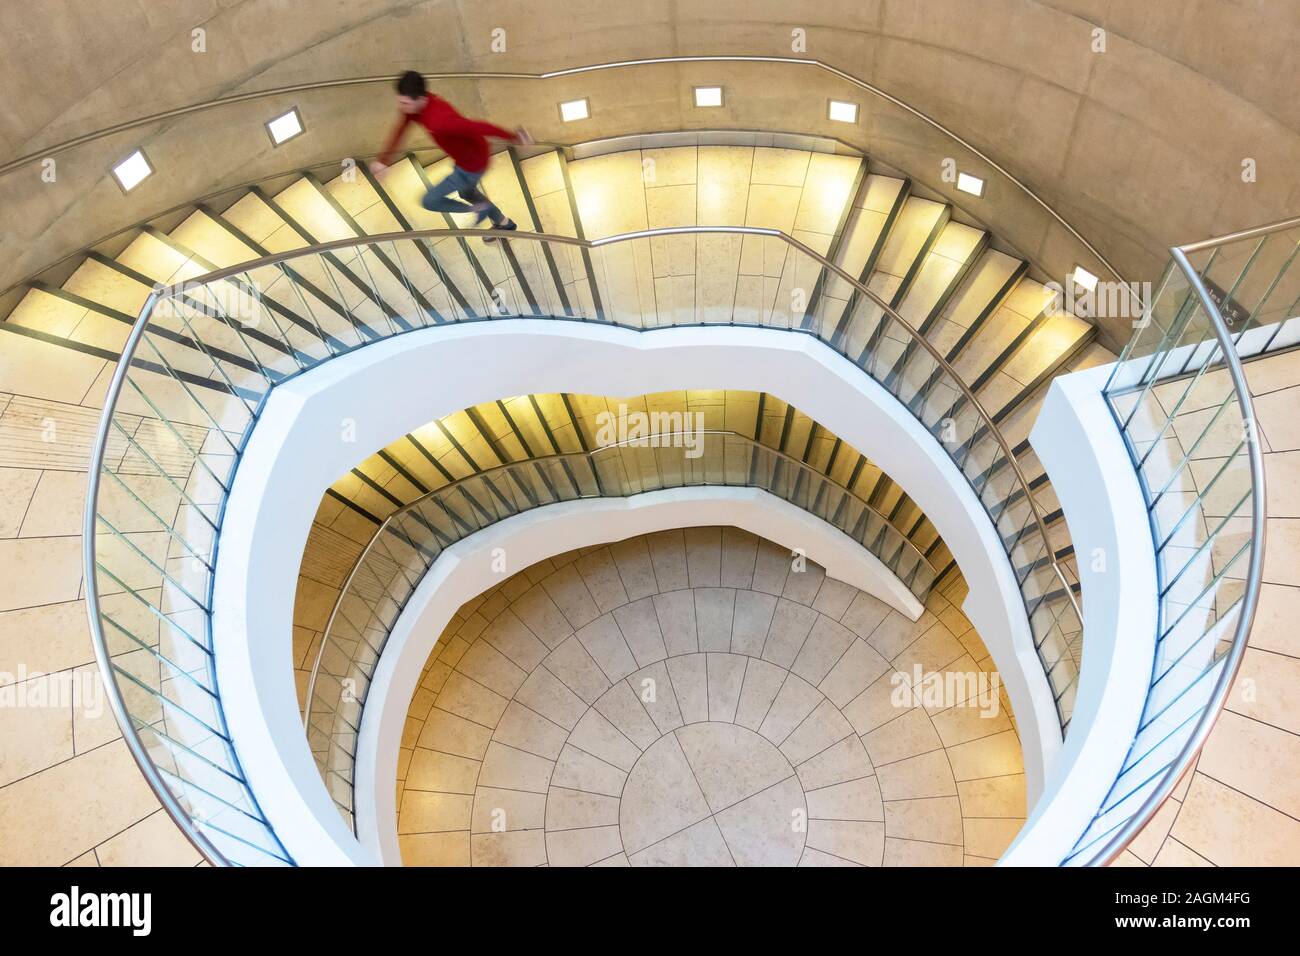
[{"xmin": 372, "ymin": 114, "xmax": 413, "ymax": 171}]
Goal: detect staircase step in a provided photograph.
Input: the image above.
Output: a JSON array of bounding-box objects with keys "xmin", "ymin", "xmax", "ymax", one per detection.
[
  {"xmin": 928, "ymin": 250, "xmax": 1026, "ymax": 358},
  {"xmin": 818, "ymin": 173, "xmax": 908, "ymax": 326},
  {"xmin": 874, "ymin": 196, "xmax": 947, "ymax": 281},
  {"xmin": 951, "ymin": 278, "xmax": 1052, "ymax": 384},
  {"xmin": 896, "ymin": 220, "xmax": 987, "ymax": 331},
  {"xmin": 169, "ymin": 209, "xmax": 261, "ymax": 268},
  {"xmin": 519, "ymin": 150, "xmax": 580, "ymax": 237},
  {"xmin": 978, "ymin": 312, "xmax": 1095, "ymax": 420},
  {"xmin": 272, "ymin": 176, "xmax": 357, "ymax": 243}
]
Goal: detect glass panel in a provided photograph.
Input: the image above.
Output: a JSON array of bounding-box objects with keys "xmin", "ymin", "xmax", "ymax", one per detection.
[
  {"xmin": 1073, "ymin": 228, "xmax": 1272, "ymax": 866},
  {"xmin": 94, "ymin": 224, "xmax": 1177, "ymax": 865}
]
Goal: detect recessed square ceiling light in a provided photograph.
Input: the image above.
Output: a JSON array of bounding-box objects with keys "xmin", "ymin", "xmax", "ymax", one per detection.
[
  {"xmin": 111, "ymin": 149, "xmax": 153, "ymax": 193},
  {"xmin": 956, "ymin": 172, "xmax": 985, "ymax": 197},
  {"xmin": 828, "ymin": 100, "xmax": 859, "ymax": 123},
  {"xmin": 1072, "ymin": 265, "xmax": 1100, "ymax": 292},
  {"xmin": 266, "ymin": 107, "xmax": 304, "ymax": 146},
  {"xmin": 694, "ymin": 86, "xmax": 724, "ymax": 108},
  {"xmin": 559, "ymin": 98, "xmax": 589, "ymax": 122}
]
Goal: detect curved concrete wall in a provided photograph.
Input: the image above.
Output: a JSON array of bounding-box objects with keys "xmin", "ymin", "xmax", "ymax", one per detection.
[
  {"xmin": 1002, "ymin": 363, "xmax": 1157, "ymax": 865},
  {"xmin": 4, "ymin": 1, "xmax": 1296, "ymax": 330},
  {"xmin": 211, "ymin": 319, "xmax": 1061, "ymax": 865}
]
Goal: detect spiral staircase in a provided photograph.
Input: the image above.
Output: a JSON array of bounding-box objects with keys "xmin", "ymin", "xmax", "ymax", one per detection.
[{"xmin": 0, "ymin": 27, "xmax": 1295, "ymax": 870}]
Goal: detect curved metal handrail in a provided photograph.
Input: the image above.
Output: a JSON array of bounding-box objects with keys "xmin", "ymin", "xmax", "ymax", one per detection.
[
  {"xmin": 146, "ymin": 223, "xmax": 1081, "ymax": 633},
  {"xmin": 84, "ymin": 223, "xmax": 1081, "ymax": 865},
  {"xmin": 0, "ymin": 54, "xmax": 1121, "ymax": 286},
  {"xmin": 1083, "ymin": 235, "xmax": 1270, "ymax": 866},
  {"xmin": 134, "ymin": 222, "xmax": 1081, "ymax": 639},
  {"xmin": 82, "ymin": 290, "xmax": 236, "ymax": 866},
  {"xmin": 302, "ymin": 428, "xmax": 938, "ymax": 726}
]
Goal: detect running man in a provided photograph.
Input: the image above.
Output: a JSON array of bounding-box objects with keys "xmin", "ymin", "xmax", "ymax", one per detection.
[{"xmin": 370, "ymin": 71, "xmax": 532, "ymax": 239}]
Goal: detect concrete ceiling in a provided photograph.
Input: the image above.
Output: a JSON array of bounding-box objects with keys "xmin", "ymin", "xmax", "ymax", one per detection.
[{"xmin": 1, "ymin": 0, "xmax": 1297, "ymax": 295}]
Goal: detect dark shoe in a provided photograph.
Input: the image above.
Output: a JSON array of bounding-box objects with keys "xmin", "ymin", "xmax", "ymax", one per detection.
[{"xmin": 482, "ymin": 219, "xmax": 518, "ymax": 243}]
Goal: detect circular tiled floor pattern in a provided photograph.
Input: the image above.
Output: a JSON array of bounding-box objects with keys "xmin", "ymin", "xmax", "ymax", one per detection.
[
  {"xmin": 396, "ymin": 528, "xmax": 1028, "ymax": 866},
  {"xmin": 621, "ymin": 722, "xmax": 806, "ymax": 866}
]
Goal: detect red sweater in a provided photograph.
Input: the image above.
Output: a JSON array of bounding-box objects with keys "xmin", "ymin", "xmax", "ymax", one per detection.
[{"xmin": 377, "ymin": 96, "xmax": 515, "ymax": 173}]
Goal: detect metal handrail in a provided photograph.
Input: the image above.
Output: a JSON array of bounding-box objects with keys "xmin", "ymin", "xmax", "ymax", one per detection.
[
  {"xmin": 82, "ymin": 290, "xmax": 237, "ymax": 866},
  {"xmin": 183, "ymin": 223, "xmax": 1077, "ymax": 633},
  {"xmin": 1084, "ymin": 233, "xmax": 1272, "ymax": 865},
  {"xmin": 137, "ymin": 222, "xmax": 1080, "ymax": 635},
  {"xmin": 1175, "ymin": 213, "xmax": 1300, "ymax": 255},
  {"xmin": 302, "ymin": 428, "xmax": 938, "ymax": 726},
  {"xmin": 0, "ymin": 54, "xmax": 1121, "ymax": 286},
  {"xmin": 84, "ymin": 224, "xmax": 1080, "ymax": 865}
]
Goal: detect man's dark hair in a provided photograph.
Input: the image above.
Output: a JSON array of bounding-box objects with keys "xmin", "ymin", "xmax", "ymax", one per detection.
[{"xmin": 396, "ymin": 71, "xmax": 427, "ymax": 98}]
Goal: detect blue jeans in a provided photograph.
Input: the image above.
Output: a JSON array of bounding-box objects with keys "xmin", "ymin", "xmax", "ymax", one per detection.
[{"xmin": 421, "ymin": 166, "xmax": 504, "ymax": 224}]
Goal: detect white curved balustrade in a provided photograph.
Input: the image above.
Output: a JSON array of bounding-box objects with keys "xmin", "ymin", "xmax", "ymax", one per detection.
[{"xmin": 83, "ymin": 219, "xmax": 1277, "ymax": 866}]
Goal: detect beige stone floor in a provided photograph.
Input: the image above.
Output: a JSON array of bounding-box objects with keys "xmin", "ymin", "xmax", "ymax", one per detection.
[
  {"xmin": 0, "ymin": 386, "xmax": 202, "ymax": 866},
  {"xmin": 396, "ymin": 527, "xmax": 1026, "ymax": 866},
  {"xmin": 1113, "ymin": 349, "xmax": 1300, "ymax": 866}
]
